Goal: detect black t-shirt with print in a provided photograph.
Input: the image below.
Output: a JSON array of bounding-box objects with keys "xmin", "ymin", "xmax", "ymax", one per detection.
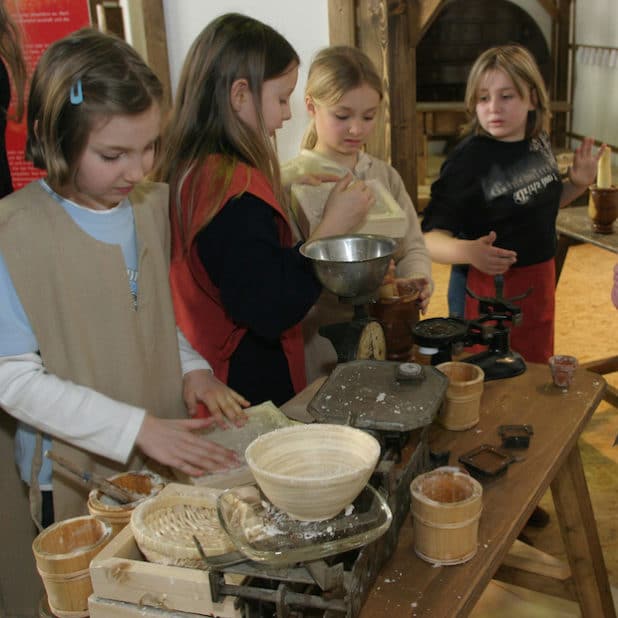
[{"xmin": 421, "ymin": 133, "xmax": 562, "ymax": 267}]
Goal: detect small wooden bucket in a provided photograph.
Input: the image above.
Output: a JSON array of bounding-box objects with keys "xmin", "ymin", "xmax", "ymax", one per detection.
[
  {"xmin": 87, "ymin": 471, "xmax": 164, "ymax": 538},
  {"xmin": 436, "ymin": 361, "xmax": 484, "ymax": 430},
  {"xmin": 410, "ymin": 467, "xmax": 482, "ymax": 565},
  {"xmin": 32, "ymin": 515, "xmax": 112, "ymax": 618}
]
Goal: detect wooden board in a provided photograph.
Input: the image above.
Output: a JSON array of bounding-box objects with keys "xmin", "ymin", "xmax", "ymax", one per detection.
[
  {"xmin": 90, "ymin": 488, "xmax": 242, "ymax": 618},
  {"xmin": 89, "ymin": 595, "xmax": 211, "ymax": 617}
]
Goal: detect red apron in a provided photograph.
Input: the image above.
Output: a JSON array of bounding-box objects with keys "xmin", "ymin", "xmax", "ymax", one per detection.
[
  {"xmin": 170, "ymin": 158, "xmax": 306, "ymax": 416},
  {"xmin": 464, "ymin": 259, "xmax": 555, "ymax": 364}
]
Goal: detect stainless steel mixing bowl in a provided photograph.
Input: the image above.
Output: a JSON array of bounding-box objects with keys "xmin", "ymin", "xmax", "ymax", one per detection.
[{"xmin": 300, "ymin": 234, "xmax": 397, "ymax": 298}]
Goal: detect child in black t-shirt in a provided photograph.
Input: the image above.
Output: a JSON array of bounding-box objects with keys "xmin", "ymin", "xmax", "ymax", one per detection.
[{"xmin": 422, "ymin": 44, "xmax": 603, "ymax": 363}]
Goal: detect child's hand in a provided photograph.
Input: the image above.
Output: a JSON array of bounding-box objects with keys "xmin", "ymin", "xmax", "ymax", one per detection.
[
  {"xmin": 404, "ymin": 277, "xmax": 433, "ymax": 314},
  {"xmin": 135, "ymin": 415, "xmax": 243, "ymax": 476},
  {"xmin": 310, "ymin": 173, "xmax": 375, "ymax": 239},
  {"xmin": 182, "ymin": 369, "xmax": 249, "ymax": 428},
  {"xmin": 570, "ymin": 138, "xmax": 605, "ymax": 188},
  {"xmin": 469, "ymin": 231, "xmax": 517, "ymax": 275}
]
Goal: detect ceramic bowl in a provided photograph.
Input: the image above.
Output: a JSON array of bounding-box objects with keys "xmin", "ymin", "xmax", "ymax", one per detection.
[
  {"xmin": 245, "ymin": 424, "xmax": 381, "ymax": 521},
  {"xmin": 300, "ymin": 234, "xmax": 396, "ymax": 298}
]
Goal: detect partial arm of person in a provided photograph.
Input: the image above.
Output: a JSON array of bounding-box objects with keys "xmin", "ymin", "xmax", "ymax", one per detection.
[
  {"xmin": 612, "ymin": 263, "xmax": 618, "ymax": 310},
  {"xmin": 560, "ymin": 137, "xmax": 605, "ymax": 208},
  {"xmin": 0, "ymin": 353, "xmax": 241, "ymax": 475},
  {"xmin": 424, "ymin": 228, "xmax": 517, "ymax": 276},
  {"xmin": 382, "ymin": 164, "xmax": 434, "ymax": 312},
  {"xmin": 177, "ymin": 327, "xmax": 249, "ymax": 426}
]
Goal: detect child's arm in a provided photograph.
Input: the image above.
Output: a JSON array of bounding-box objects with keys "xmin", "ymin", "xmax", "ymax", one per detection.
[
  {"xmin": 309, "ymin": 173, "xmax": 375, "ymax": 240},
  {"xmin": 182, "ymin": 370, "xmax": 249, "ymax": 427},
  {"xmin": 383, "ymin": 165, "xmax": 434, "ymax": 312},
  {"xmin": 560, "ymin": 138, "xmax": 605, "ymax": 207},
  {"xmin": 177, "ymin": 328, "xmax": 249, "ymax": 426},
  {"xmin": 0, "ymin": 353, "xmax": 241, "ymax": 475},
  {"xmin": 424, "ymin": 229, "xmax": 517, "ymax": 275}
]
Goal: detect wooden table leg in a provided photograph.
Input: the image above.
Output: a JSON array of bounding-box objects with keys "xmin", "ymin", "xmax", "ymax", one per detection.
[
  {"xmin": 554, "ymin": 234, "xmax": 580, "ymax": 286},
  {"xmin": 550, "ymin": 444, "xmax": 616, "ymax": 618}
]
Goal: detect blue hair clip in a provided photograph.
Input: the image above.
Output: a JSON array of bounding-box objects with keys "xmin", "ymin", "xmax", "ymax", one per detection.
[{"xmin": 70, "ymin": 79, "xmax": 83, "ymax": 105}]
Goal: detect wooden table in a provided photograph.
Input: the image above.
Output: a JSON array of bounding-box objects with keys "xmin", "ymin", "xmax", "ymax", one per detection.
[
  {"xmin": 556, "ymin": 205, "xmax": 618, "ymax": 282},
  {"xmin": 335, "ymin": 363, "xmax": 612, "ymax": 618},
  {"xmin": 555, "ymin": 205, "xmax": 618, "ymax": 407}
]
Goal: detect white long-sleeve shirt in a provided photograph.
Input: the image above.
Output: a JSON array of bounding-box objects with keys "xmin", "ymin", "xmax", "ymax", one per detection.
[{"xmin": 1, "ymin": 328, "xmax": 210, "ymax": 466}]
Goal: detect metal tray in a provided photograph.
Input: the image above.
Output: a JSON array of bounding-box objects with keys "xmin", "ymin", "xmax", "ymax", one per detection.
[{"xmin": 307, "ymin": 360, "xmax": 448, "ymax": 432}]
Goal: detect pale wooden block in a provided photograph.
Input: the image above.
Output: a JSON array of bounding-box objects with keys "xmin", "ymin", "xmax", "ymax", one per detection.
[
  {"xmin": 89, "ymin": 595, "xmax": 207, "ymax": 617},
  {"xmin": 90, "ymin": 520, "xmax": 242, "ymax": 617}
]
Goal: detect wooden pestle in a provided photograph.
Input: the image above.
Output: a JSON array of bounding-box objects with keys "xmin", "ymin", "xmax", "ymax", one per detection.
[{"xmin": 45, "ymin": 450, "xmax": 139, "ymax": 504}]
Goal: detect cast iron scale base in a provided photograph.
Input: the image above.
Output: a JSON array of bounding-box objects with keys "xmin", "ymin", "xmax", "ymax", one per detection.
[{"xmin": 318, "ymin": 297, "xmax": 387, "ymax": 363}]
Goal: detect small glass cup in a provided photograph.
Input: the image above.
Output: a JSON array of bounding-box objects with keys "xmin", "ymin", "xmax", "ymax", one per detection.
[{"xmin": 549, "ymin": 355, "xmax": 578, "ymax": 390}]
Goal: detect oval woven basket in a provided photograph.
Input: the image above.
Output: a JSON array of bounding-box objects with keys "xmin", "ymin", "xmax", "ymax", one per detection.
[{"xmin": 130, "ymin": 491, "xmax": 236, "ymax": 569}]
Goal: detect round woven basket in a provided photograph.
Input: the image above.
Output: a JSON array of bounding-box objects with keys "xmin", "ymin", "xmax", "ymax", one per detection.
[{"xmin": 130, "ymin": 492, "xmax": 236, "ymax": 568}]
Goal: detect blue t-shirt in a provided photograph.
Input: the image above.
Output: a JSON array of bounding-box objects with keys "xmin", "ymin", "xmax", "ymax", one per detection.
[{"xmin": 0, "ymin": 180, "xmax": 138, "ymax": 488}]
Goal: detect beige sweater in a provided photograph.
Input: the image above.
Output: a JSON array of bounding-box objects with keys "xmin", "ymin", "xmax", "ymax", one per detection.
[
  {"xmin": 0, "ymin": 181, "xmax": 186, "ymax": 520},
  {"xmin": 283, "ymin": 150, "xmax": 433, "ymax": 381}
]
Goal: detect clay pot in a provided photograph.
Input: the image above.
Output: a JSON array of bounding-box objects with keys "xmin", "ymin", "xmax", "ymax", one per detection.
[
  {"xmin": 369, "ymin": 293, "xmax": 419, "ymax": 361},
  {"xmin": 588, "ymin": 186, "xmax": 618, "ymax": 234}
]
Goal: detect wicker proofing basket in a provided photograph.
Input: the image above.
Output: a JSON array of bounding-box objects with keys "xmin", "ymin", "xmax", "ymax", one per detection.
[
  {"xmin": 32, "ymin": 515, "xmax": 112, "ymax": 618},
  {"xmin": 410, "ymin": 467, "xmax": 483, "ymax": 565},
  {"xmin": 131, "ymin": 490, "xmax": 236, "ymax": 569}
]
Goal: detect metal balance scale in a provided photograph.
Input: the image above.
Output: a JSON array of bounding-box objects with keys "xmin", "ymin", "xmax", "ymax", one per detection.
[
  {"xmin": 299, "ymin": 234, "xmax": 394, "ymax": 362},
  {"xmin": 413, "ymin": 275, "xmax": 530, "ymax": 381},
  {"xmin": 197, "ymin": 235, "xmax": 449, "ymax": 617}
]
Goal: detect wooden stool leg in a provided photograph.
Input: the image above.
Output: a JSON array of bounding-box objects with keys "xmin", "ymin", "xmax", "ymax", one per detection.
[{"xmin": 550, "ymin": 445, "xmax": 616, "ymax": 618}]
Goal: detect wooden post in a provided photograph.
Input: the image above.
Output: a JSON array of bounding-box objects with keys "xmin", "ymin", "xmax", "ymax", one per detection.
[
  {"xmin": 551, "ymin": 0, "xmax": 571, "ymax": 149},
  {"xmin": 328, "ymin": 0, "xmax": 357, "ymax": 46},
  {"xmin": 357, "ymin": 0, "xmax": 391, "ymax": 164},
  {"xmin": 121, "ymin": 0, "xmax": 172, "ymax": 108},
  {"xmin": 388, "ymin": 0, "xmax": 419, "ymax": 208}
]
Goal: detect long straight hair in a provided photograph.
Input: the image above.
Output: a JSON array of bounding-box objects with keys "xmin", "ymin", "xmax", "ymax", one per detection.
[
  {"xmin": 302, "ymin": 46, "xmax": 383, "ymax": 150},
  {"xmin": 0, "ymin": 0, "xmax": 27, "ymax": 121},
  {"xmin": 155, "ymin": 13, "xmax": 299, "ymax": 247},
  {"xmin": 462, "ymin": 44, "xmax": 551, "ymax": 139}
]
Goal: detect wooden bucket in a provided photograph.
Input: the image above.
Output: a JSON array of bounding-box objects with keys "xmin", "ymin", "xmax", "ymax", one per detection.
[
  {"xmin": 410, "ymin": 467, "xmax": 482, "ymax": 565},
  {"xmin": 87, "ymin": 471, "xmax": 164, "ymax": 538},
  {"xmin": 436, "ymin": 361, "xmax": 484, "ymax": 430},
  {"xmin": 32, "ymin": 515, "xmax": 112, "ymax": 618}
]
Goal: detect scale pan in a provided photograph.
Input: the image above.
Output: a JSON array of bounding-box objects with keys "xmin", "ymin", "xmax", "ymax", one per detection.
[{"xmin": 300, "ymin": 234, "xmax": 396, "ymax": 298}]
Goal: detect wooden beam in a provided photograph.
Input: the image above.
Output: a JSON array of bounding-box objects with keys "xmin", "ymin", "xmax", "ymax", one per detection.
[
  {"xmin": 388, "ymin": 0, "xmax": 418, "ymax": 206},
  {"xmin": 328, "ymin": 0, "xmax": 356, "ymax": 46},
  {"xmin": 536, "ymin": 0, "xmax": 560, "ymax": 20},
  {"xmin": 417, "ymin": 0, "xmax": 448, "ymax": 42},
  {"xmin": 122, "ymin": 0, "xmax": 172, "ymax": 108},
  {"xmin": 551, "ymin": 0, "xmax": 571, "ymax": 148},
  {"xmin": 357, "ymin": 0, "xmax": 391, "ymax": 163}
]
